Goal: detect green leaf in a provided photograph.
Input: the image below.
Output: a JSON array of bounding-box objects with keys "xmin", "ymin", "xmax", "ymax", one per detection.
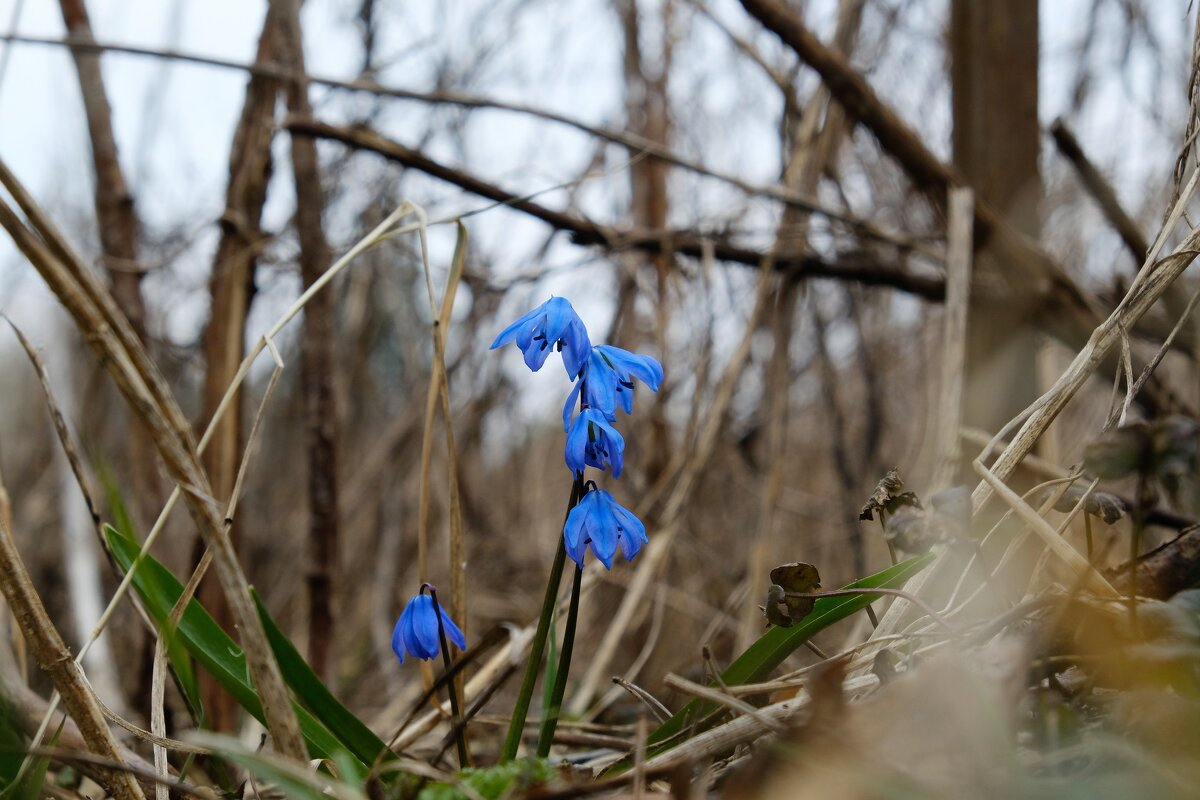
[
  {"xmin": 646, "ymin": 554, "xmax": 935, "ymax": 754},
  {"xmin": 97, "ymin": 473, "xmax": 204, "ymax": 722},
  {"xmin": 103, "ymin": 525, "xmax": 351, "ymax": 763},
  {"xmin": 251, "ymin": 589, "xmax": 390, "ymax": 766},
  {"xmin": 191, "ymin": 732, "xmax": 365, "ymax": 800}
]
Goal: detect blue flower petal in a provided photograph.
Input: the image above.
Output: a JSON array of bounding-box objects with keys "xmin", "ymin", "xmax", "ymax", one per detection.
[
  {"xmin": 439, "ymin": 609, "xmax": 467, "ymax": 651},
  {"xmin": 587, "ymin": 490, "xmax": 619, "ymax": 569},
  {"xmin": 489, "ymin": 306, "xmax": 540, "ymax": 350},
  {"xmin": 583, "ymin": 413, "xmax": 624, "ymax": 477},
  {"xmin": 562, "ymin": 488, "xmax": 648, "ymax": 570},
  {"xmin": 522, "ymin": 336, "xmax": 554, "ymax": 372},
  {"xmin": 582, "ymin": 350, "xmax": 618, "ymax": 419},
  {"xmin": 490, "ymin": 297, "xmax": 592, "ymax": 376},
  {"xmin": 561, "ymin": 318, "xmax": 592, "ymax": 377},
  {"xmin": 401, "ymin": 596, "xmax": 426, "ymax": 659},
  {"xmin": 596, "ymin": 346, "xmax": 663, "ymax": 391},
  {"xmin": 564, "ymin": 412, "xmax": 591, "ymax": 474},
  {"xmin": 563, "ymin": 493, "xmax": 595, "ymax": 567},
  {"xmin": 562, "ymin": 379, "xmax": 582, "ymax": 431},
  {"xmin": 411, "ymin": 596, "xmax": 441, "ymax": 658},
  {"xmin": 391, "ymin": 601, "xmax": 414, "ymax": 663},
  {"xmin": 613, "ymin": 503, "xmax": 648, "ymax": 561}
]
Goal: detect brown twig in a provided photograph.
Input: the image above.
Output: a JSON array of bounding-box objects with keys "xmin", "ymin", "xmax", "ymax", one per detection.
[
  {"xmin": 0, "ymin": 32, "xmax": 910, "ymax": 243},
  {"xmin": 194, "ymin": 0, "xmax": 281, "ymax": 732},
  {"xmin": 737, "ymin": 0, "xmax": 1189, "ymax": 418},
  {"xmin": 1049, "ymin": 118, "xmax": 1149, "ymax": 264},
  {"xmin": 275, "ymin": 0, "xmax": 341, "ymax": 682},
  {"xmin": 286, "ymin": 117, "xmax": 945, "ymax": 299}
]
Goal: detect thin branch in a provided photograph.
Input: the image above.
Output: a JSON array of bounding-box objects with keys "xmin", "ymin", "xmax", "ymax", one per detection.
[
  {"xmin": 1050, "ymin": 117, "xmax": 1150, "ymax": 264},
  {"xmin": 286, "ymin": 118, "xmax": 945, "ymax": 299},
  {"xmin": 737, "ymin": 0, "xmax": 1190, "ymax": 418},
  {"xmin": 275, "ymin": 0, "xmax": 341, "ymax": 683},
  {"xmin": 0, "ymin": 31, "xmax": 912, "ymax": 245}
]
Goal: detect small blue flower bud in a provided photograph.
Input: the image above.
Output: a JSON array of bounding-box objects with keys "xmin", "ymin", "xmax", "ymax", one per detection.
[{"xmin": 391, "ymin": 593, "xmax": 467, "ymax": 665}]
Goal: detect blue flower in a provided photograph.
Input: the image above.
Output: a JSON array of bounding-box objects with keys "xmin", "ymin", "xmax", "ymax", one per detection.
[
  {"xmin": 563, "ymin": 488, "xmax": 648, "ymax": 569},
  {"xmin": 489, "ymin": 296, "xmax": 592, "ymax": 377},
  {"xmin": 562, "ymin": 345, "xmax": 663, "ymax": 426},
  {"xmin": 565, "ymin": 408, "xmax": 625, "ymax": 477},
  {"xmin": 391, "ymin": 593, "xmax": 467, "ymax": 664}
]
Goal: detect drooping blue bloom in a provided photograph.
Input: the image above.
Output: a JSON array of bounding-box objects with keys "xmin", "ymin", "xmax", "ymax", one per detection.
[
  {"xmin": 489, "ymin": 296, "xmax": 592, "ymax": 377},
  {"xmin": 565, "ymin": 408, "xmax": 625, "ymax": 477},
  {"xmin": 562, "ymin": 345, "xmax": 664, "ymax": 426},
  {"xmin": 563, "ymin": 488, "xmax": 648, "ymax": 569},
  {"xmin": 391, "ymin": 593, "xmax": 467, "ymax": 664}
]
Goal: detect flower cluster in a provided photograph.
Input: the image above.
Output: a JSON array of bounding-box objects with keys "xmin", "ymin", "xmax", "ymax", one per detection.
[{"xmin": 491, "ymin": 297, "xmax": 662, "ymax": 569}]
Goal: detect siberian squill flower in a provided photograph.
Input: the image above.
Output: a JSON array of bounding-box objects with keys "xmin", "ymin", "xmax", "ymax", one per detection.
[
  {"xmin": 562, "ymin": 345, "xmax": 664, "ymax": 426},
  {"xmin": 565, "ymin": 408, "xmax": 625, "ymax": 477},
  {"xmin": 563, "ymin": 487, "xmax": 648, "ymax": 569},
  {"xmin": 391, "ymin": 593, "xmax": 467, "ymax": 664},
  {"xmin": 489, "ymin": 296, "xmax": 592, "ymax": 376}
]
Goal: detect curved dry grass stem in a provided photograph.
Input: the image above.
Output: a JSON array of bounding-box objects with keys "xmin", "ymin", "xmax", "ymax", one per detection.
[{"xmin": 0, "ymin": 512, "xmax": 146, "ymax": 800}]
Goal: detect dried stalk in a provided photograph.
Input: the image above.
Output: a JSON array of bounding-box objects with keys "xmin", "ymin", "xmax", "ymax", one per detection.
[
  {"xmin": 274, "ymin": 0, "xmax": 342, "ymax": 682},
  {"xmin": 0, "ymin": 512, "xmax": 146, "ymax": 800},
  {"xmin": 931, "ymin": 188, "xmax": 974, "ymax": 488}
]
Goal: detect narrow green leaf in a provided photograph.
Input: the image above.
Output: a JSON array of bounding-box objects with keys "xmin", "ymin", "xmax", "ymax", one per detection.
[
  {"xmin": 251, "ymin": 589, "xmax": 390, "ymax": 766},
  {"xmin": 646, "ymin": 554, "xmax": 935, "ymax": 752},
  {"xmin": 104, "ymin": 525, "xmax": 351, "ymax": 763},
  {"xmin": 97, "ymin": 473, "xmax": 204, "ymax": 722},
  {"xmin": 191, "ymin": 733, "xmax": 365, "ymax": 800},
  {"xmin": 11, "ymin": 723, "xmax": 58, "ymax": 800}
]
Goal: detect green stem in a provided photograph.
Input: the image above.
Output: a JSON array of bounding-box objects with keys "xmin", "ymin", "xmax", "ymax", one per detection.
[
  {"xmin": 500, "ymin": 476, "xmax": 583, "ymax": 762},
  {"xmin": 536, "ymin": 562, "xmax": 584, "ymax": 756},
  {"xmin": 429, "ymin": 588, "xmax": 469, "ymax": 768}
]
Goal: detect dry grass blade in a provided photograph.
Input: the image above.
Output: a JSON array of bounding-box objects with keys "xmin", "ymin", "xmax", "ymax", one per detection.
[
  {"xmin": 644, "ymin": 675, "xmax": 877, "ymax": 773},
  {"xmin": 3, "ymin": 317, "xmax": 102, "ymax": 538},
  {"xmin": 931, "ymin": 188, "xmax": 973, "ymax": 489},
  {"xmin": 971, "ymin": 178, "xmax": 1200, "ymax": 512},
  {"xmin": 0, "ymin": 510, "xmax": 146, "ymax": 800},
  {"xmin": 663, "ymin": 674, "xmax": 786, "ymax": 733},
  {"xmin": 972, "ymin": 461, "xmax": 1119, "ymax": 598}
]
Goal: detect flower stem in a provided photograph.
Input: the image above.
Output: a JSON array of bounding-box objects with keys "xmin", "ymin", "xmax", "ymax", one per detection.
[
  {"xmin": 429, "ymin": 588, "xmax": 469, "ymax": 768},
  {"xmin": 536, "ymin": 562, "xmax": 583, "ymax": 756},
  {"xmin": 500, "ymin": 476, "xmax": 584, "ymax": 762}
]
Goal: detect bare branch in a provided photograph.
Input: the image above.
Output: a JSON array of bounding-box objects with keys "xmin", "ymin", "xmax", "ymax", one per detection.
[
  {"xmin": 274, "ymin": 0, "xmax": 341, "ymax": 683},
  {"xmin": 285, "ymin": 117, "xmax": 945, "ymax": 299}
]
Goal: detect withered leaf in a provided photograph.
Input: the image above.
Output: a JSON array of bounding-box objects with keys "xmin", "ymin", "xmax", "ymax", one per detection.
[
  {"xmin": 859, "ymin": 465, "xmax": 912, "ymax": 522},
  {"xmin": 769, "ymin": 562, "xmax": 822, "ymax": 624},
  {"xmin": 763, "ymin": 584, "xmax": 794, "ymax": 628},
  {"xmin": 1049, "ymin": 484, "xmax": 1126, "ymax": 525}
]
